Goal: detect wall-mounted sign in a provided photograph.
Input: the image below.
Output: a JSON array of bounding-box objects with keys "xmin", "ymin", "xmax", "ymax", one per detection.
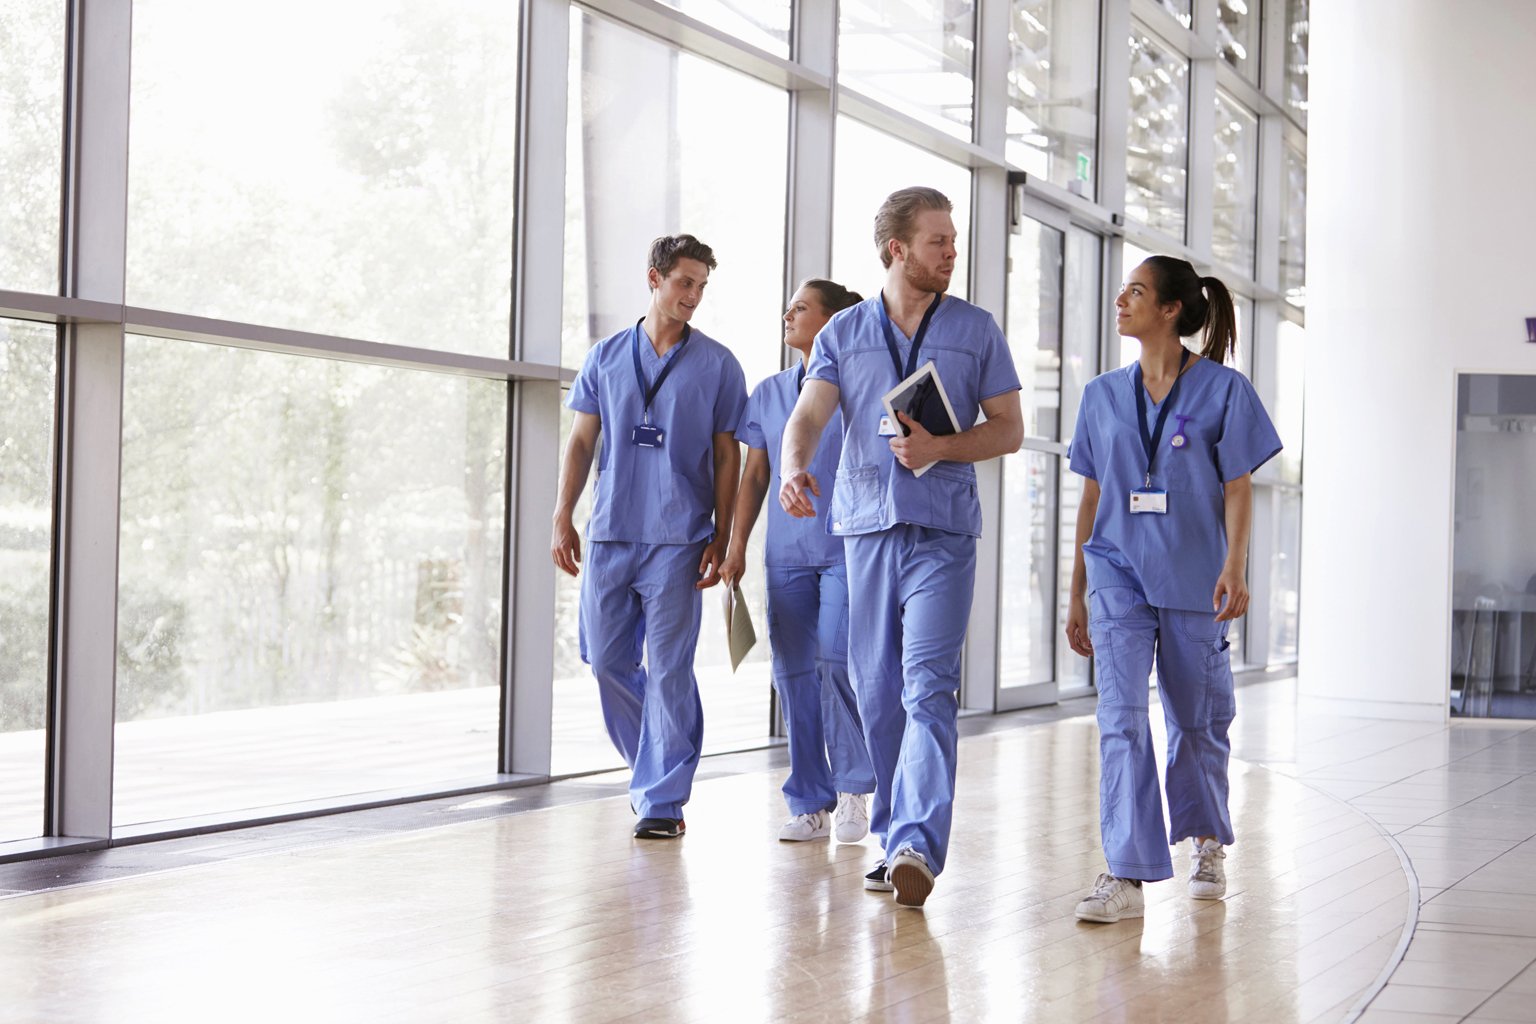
[{"xmin": 1527, "ymin": 318, "xmax": 1536, "ymax": 343}]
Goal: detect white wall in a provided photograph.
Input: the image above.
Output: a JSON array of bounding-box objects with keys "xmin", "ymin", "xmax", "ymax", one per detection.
[{"xmin": 1302, "ymin": 1, "xmax": 1536, "ymax": 718}]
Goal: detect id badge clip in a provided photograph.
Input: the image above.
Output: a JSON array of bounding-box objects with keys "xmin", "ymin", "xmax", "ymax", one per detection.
[
  {"xmin": 1130, "ymin": 487, "xmax": 1168, "ymax": 514},
  {"xmin": 877, "ymin": 415, "xmax": 899, "ymax": 437},
  {"xmin": 632, "ymin": 424, "xmax": 665, "ymax": 448}
]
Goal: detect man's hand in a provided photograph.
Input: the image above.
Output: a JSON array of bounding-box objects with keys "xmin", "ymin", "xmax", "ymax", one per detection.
[
  {"xmin": 1065, "ymin": 594, "xmax": 1094, "ymax": 657},
  {"xmin": 697, "ymin": 537, "xmax": 728, "ymax": 590},
  {"xmin": 551, "ymin": 515, "xmax": 582, "ymax": 578},
  {"xmin": 890, "ymin": 411, "xmax": 944, "ymax": 471},
  {"xmin": 719, "ymin": 546, "xmax": 747, "ymax": 590},
  {"xmin": 1213, "ymin": 566, "xmax": 1249, "ymax": 623},
  {"xmin": 779, "ymin": 471, "xmax": 821, "ymax": 518}
]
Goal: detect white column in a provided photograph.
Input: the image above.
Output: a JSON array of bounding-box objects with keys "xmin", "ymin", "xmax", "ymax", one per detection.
[{"xmin": 1301, "ymin": 0, "xmax": 1536, "ymax": 719}]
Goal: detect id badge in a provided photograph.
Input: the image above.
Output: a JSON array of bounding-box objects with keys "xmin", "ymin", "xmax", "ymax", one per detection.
[
  {"xmin": 632, "ymin": 424, "xmax": 665, "ymax": 448},
  {"xmin": 1130, "ymin": 488, "xmax": 1168, "ymax": 514},
  {"xmin": 877, "ymin": 415, "xmax": 899, "ymax": 437}
]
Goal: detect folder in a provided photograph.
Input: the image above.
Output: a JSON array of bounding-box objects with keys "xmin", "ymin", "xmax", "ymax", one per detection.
[
  {"xmin": 881, "ymin": 360, "xmax": 960, "ymax": 478},
  {"xmin": 723, "ymin": 582, "xmax": 757, "ymax": 671}
]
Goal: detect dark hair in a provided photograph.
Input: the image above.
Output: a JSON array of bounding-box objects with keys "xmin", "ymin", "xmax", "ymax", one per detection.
[
  {"xmin": 873, "ymin": 187, "xmax": 952, "ymax": 269},
  {"xmin": 799, "ymin": 278, "xmax": 863, "ymax": 315},
  {"xmin": 648, "ymin": 234, "xmax": 717, "ymax": 278},
  {"xmin": 1140, "ymin": 255, "xmax": 1237, "ymax": 364}
]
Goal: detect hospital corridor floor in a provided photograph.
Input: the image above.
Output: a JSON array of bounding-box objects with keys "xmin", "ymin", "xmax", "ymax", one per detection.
[{"xmin": 2, "ymin": 677, "xmax": 1535, "ymax": 1023}]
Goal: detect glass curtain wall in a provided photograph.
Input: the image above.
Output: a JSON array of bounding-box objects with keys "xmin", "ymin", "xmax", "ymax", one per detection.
[
  {"xmin": 554, "ymin": 7, "xmax": 789, "ymax": 775},
  {"xmin": 1, "ymin": 0, "xmax": 1311, "ymax": 849},
  {"xmin": 1126, "ymin": 27, "xmax": 1190, "ymax": 241},
  {"xmin": 831, "ymin": 117, "xmax": 972, "ymax": 299},
  {"xmin": 1006, "ymin": 0, "xmax": 1101, "ymax": 199},
  {"xmin": 116, "ymin": 341, "xmax": 506, "ymax": 824},
  {"xmin": 1000, "ymin": 218, "xmax": 1066, "ymax": 695},
  {"xmin": 0, "ymin": 320, "xmax": 55, "ymax": 842},
  {"xmin": 838, "ymin": 1, "xmax": 976, "ymax": 141},
  {"xmin": 0, "ymin": 1, "xmax": 64, "ymax": 293},
  {"xmin": 1280, "ymin": 144, "xmax": 1307, "ymax": 307},
  {"xmin": 126, "ymin": 0, "xmax": 520, "ymax": 357}
]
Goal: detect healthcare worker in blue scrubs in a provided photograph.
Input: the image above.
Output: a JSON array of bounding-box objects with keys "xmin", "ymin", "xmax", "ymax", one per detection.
[
  {"xmin": 720, "ymin": 279, "xmax": 876, "ymax": 845},
  {"xmin": 1066, "ymin": 255, "xmax": 1282, "ymax": 922},
  {"xmin": 551, "ymin": 234, "xmax": 748, "ymax": 841},
  {"xmin": 779, "ymin": 188, "xmax": 1023, "ymax": 908}
]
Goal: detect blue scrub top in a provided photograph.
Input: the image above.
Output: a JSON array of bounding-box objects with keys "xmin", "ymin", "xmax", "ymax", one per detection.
[
  {"xmin": 737, "ymin": 365, "xmax": 845, "ymax": 567},
  {"xmin": 566, "ymin": 322, "xmax": 747, "ymax": 545},
  {"xmin": 1068, "ymin": 355, "xmax": 1283, "ymax": 611},
  {"xmin": 806, "ymin": 294, "xmax": 1021, "ymax": 539}
]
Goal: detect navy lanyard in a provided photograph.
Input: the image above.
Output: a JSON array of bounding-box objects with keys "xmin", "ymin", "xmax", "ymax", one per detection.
[
  {"xmin": 795, "ymin": 364, "xmax": 805, "ymax": 391},
  {"xmin": 631, "ymin": 319, "xmax": 690, "ymax": 421},
  {"xmin": 878, "ymin": 291, "xmax": 943, "ymax": 383},
  {"xmin": 1132, "ymin": 347, "xmax": 1191, "ymax": 487}
]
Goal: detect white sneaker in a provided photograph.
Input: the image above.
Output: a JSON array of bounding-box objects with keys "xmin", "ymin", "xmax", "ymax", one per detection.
[
  {"xmin": 833, "ymin": 793, "xmax": 870, "ymax": 843},
  {"xmin": 889, "ymin": 846, "xmax": 935, "ymax": 908},
  {"xmin": 1074, "ymin": 873, "xmax": 1145, "ymax": 923},
  {"xmin": 1189, "ymin": 838, "xmax": 1227, "ymax": 899},
  {"xmin": 778, "ymin": 810, "xmax": 831, "ymax": 841}
]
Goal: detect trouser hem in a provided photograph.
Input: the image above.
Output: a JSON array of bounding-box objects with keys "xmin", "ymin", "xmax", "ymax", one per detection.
[{"xmin": 1106, "ymin": 859, "xmax": 1174, "ymax": 882}]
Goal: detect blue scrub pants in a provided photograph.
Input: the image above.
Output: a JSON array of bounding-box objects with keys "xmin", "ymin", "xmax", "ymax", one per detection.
[
  {"xmin": 845, "ymin": 525, "xmax": 977, "ymax": 875},
  {"xmin": 764, "ymin": 562, "xmax": 875, "ymax": 815},
  {"xmin": 579, "ymin": 540, "xmax": 705, "ymax": 820},
  {"xmin": 1089, "ymin": 581, "xmax": 1236, "ymax": 882}
]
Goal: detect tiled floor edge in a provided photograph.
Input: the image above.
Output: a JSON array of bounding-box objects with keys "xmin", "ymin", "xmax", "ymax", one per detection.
[{"xmin": 1278, "ymin": 770, "xmax": 1423, "ymax": 1023}]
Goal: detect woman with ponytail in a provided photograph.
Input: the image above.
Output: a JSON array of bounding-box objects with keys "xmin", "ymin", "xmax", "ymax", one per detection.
[
  {"xmin": 1064, "ymin": 255, "xmax": 1282, "ymax": 923},
  {"xmin": 720, "ymin": 279, "xmax": 876, "ymax": 845}
]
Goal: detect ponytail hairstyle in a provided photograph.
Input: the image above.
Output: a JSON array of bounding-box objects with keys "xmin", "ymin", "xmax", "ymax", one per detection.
[
  {"xmin": 1141, "ymin": 256, "xmax": 1237, "ymax": 364},
  {"xmin": 800, "ymin": 278, "xmax": 864, "ymax": 316}
]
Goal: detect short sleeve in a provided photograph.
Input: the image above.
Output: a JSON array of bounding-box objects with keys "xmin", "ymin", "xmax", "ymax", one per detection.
[
  {"xmin": 565, "ymin": 344, "xmax": 602, "ymax": 415},
  {"xmin": 977, "ymin": 315, "xmax": 1022, "ymax": 400},
  {"xmin": 736, "ymin": 384, "xmax": 767, "ymax": 449},
  {"xmin": 1213, "ymin": 373, "xmax": 1283, "ymax": 481},
  {"xmin": 805, "ymin": 320, "xmax": 841, "ymax": 388},
  {"xmin": 712, "ymin": 351, "xmax": 748, "ymax": 435},
  {"xmin": 1067, "ymin": 382, "xmax": 1098, "ymax": 480}
]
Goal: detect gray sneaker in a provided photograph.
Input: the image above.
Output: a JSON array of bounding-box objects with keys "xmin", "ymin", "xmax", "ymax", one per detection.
[
  {"xmin": 778, "ymin": 810, "xmax": 831, "ymax": 842},
  {"xmin": 1189, "ymin": 838, "xmax": 1227, "ymax": 899},
  {"xmin": 1074, "ymin": 873, "xmax": 1145, "ymax": 923}
]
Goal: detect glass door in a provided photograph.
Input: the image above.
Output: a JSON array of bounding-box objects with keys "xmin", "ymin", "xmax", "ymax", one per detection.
[{"xmin": 996, "ymin": 199, "xmax": 1067, "ymax": 711}]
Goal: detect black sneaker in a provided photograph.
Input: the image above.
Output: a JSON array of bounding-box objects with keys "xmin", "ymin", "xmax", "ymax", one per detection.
[
  {"xmin": 864, "ymin": 859, "xmax": 894, "ymax": 892},
  {"xmin": 633, "ymin": 817, "xmax": 685, "ymax": 839}
]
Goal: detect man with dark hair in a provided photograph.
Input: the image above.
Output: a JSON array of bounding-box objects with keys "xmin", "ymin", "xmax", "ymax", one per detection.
[
  {"xmin": 552, "ymin": 233, "xmax": 746, "ymax": 840},
  {"xmin": 779, "ymin": 188, "xmax": 1023, "ymax": 907}
]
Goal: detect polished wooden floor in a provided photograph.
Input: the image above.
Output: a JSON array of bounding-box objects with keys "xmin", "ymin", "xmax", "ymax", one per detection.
[{"xmin": 2, "ymin": 678, "xmax": 1535, "ymax": 1023}]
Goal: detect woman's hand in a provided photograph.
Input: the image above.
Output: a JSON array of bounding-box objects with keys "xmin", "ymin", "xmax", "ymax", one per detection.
[
  {"xmin": 1213, "ymin": 565, "xmax": 1249, "ymax": 622},
  {"xmin": 1065, "ymin": 594, "xmax": 1094, "ymax": 657}
]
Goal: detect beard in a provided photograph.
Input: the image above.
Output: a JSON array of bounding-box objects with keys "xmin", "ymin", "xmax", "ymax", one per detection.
[{"xmin": 902, "ymin": 259, "xmax": 953, "ymax": 295}]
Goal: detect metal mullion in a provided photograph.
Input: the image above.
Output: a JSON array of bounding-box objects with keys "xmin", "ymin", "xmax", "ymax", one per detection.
[
  {"xmin": 500, "ymin": 0, "xmax": 573, "ymax": 778},
  {"xmin": 48, "ymin": 0, "xmax": 134, "ymax": 842},
  {"xmin": 575, "ymin": 0, "xmax": 826, "ymax": 93},
  {"xmin": 123, "ymin": 308, "xmax": 567, "ymax": 385},
  {"xmin": 783, "ymin": 0, "xmax": 836, "ymax": 317},
  {"xmin": 960, "ymin": 0, "xmax": 1012, "ymax": 714},
  {"xmin": 0, "ymin": 290, "xmax": 121, "ymax": 325}
]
